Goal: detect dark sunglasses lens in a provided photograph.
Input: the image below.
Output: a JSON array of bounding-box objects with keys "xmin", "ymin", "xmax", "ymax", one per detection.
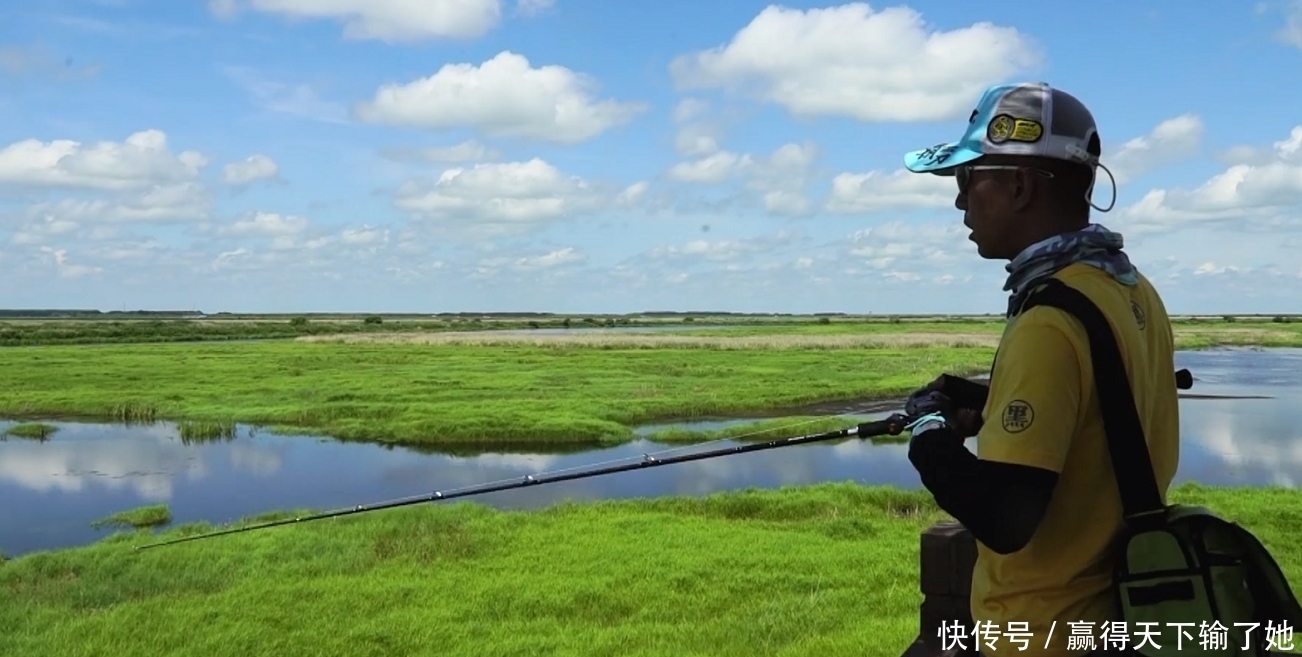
[{"xmin": 956, "ymin": 167, "xmax": 969, "ymax": 191}]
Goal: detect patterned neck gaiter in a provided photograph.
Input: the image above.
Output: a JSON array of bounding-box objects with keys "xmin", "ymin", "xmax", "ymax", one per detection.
[{"xmin": 1003, "ymin": 223, "xmax": 1138, "ymax": 317}]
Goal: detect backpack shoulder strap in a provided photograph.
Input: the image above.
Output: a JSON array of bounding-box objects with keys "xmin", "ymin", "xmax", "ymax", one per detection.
[{"xmin": 1020, "ymin": 277, "xmax": 1167, "ymax": 525}]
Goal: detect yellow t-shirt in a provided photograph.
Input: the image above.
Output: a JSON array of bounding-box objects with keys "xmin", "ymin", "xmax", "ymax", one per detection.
[{"xmin": 968, "ymin": 263, "xmax": 1181, "ymax": 657}]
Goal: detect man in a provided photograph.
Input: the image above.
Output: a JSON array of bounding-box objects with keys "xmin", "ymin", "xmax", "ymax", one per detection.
[{"xmin": 896, "ymin": 82, "xmax": 1181, "ymax": 657}]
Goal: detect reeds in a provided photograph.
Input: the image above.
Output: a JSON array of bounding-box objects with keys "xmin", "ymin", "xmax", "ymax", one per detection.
[
  {"xmin": 109, "ymin": 401, "xmax": 159, "ymax": 423},
  {"xmin": 2, "ymin": 422, "xmax": 57, "ymax": 440},
  {"xmin": 178, "ymin": 420, "xmax": 237, "ymax": 444}
]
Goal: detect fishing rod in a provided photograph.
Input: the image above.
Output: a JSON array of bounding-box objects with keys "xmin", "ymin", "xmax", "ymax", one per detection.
[{"xmin": 132, "ymin": 411, "xmax": 920, "ymax": 551}]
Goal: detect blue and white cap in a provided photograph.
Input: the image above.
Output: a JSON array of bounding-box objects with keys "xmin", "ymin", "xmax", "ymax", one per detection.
[
  {"xmin": 903, "ymin": 82, "xmax": 1114, "ymax": 211},
  {"xmin": 904, "ymin": 82, "xmax": 1102, "ymax": 174}
]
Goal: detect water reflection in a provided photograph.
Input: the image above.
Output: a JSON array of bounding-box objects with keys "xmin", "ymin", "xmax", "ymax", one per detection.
[
  {"xmin": 1173, "ymin": 348, "xmax": 1302, "ymax": 487},
  {"xmin": 0, "ymin": 414, "xmax": 913, "ymax": 557},
  {"xmin": 1, "ymin": 347, "xmax": 1300, "ymax": 558}
]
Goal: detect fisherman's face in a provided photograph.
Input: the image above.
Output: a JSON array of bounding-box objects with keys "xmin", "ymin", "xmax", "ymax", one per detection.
[{"xmin": 954, "ymin": 162, "xmax": 1026, "ymax": 261}]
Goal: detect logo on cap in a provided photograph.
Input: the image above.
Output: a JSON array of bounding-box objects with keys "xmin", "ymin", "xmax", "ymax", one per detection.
[
  {"xmin": 987, "ymin": 114, "xmax": 1044, "ymax": 144},
  {"xmin": 916, "ymin": 143, "xmax": 957, "ymax": 166}
]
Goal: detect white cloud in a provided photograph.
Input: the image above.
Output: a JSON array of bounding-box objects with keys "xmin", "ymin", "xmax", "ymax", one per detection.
[
  {"xmin": 1278, "ymin": 0, "xmax": 1302, "ymax": 48},
  {"xmin": 646, "ymin": 231, "xmax": 803, "ymax": 264},
  {"xmin": 39, "ymin": 246, "xmax": 101, "ymax": 278},
  {"xmin": 0, "ymin": 130, "xmax": 206, "ymax": 191},
  {"xmin": 666, "ymin": 151, "xmax": 752, "ymax": 184},
  {"xmin": 825, "ymin": 168, "xmax": 955, "ymax": 213},
  {"xmin": 354, "ymin": 51, "xmax": 647, "ymax": 144},
  {"xmin": 227, "ymin": 211, "xmax": 308, "ymax": 237},
  {"xmin": 671, "ymin": 98, "xmax": 721, "ymax": 157},
  {"xmin": 0, "ymin": 131, "xmax": 214, "ymax": 250},
  {"xmin": 615, "ymin": 181, "xmax": 650, "ymax": 207},
  {"xmin": 20, "ymin": 182, "xmax": 212, "ymax": 226},
  {"xmin": 745, "ymin": 141, "xmax": 819, "ymax": 216},
  {"xmin": 514, "ymin": 0, "xmax": 554, "ymax": 16},
  {"xmin": 213, "ymin": 0, "xmax": 504, "ymax": 42},
  {"xmin": 472, "ymin": 246, "xmax": 585, "ymax": 279},
  {"xmin": 1194, "ymin": 262, "xmax": 1243, "ymax": 276},
  {"xmin": 673, "ymin": 98, "xmax": 710, "ymax": 123},
  {"xmin": 208, "ymin": 0, "xmax": 238, "ymax": 19},
  {"xmin": 216, "ymin": 211, "xmax": 312, "ymax": 251},
  {"xmin": 377, "ymin": 140, "xmax": 502, "ymax": 164},
  {"xmin": 1215, "ymin": 126, "xmax": 1302, "ymax": 167},
  {"xmin": 394, "ymin": 158, "xmax": 607, "ymax": 228},
  {"xmin": 339, "ymin": 225, "xmax": 389, "ymax": 245},
  {"xmin": 844, "ymin": 221, "xmax": 968, "ymax": 272},
  {"xmin": 222, "ymin": 154, "xmax": 279, "ymax": 186},
  {"xmin": 1116, "ymin": 124, "xmax": 1302, "ymax": 233},
  {"xmin": 668, "ymin": 3, "xmax": 1041, "ymax": 122},
  {"xmin": 1104, "ymin": 114, "xmax": 1204, "ymax": 185},
  {"xmin": 222, "ymin": 66, "xmax": 349, "ymax": 124},
  {"xmin": 514, "ymin": 247, "xmax": 583, "ymax": 268},
  {"xmin": 422, "ymin": 140, "xmax": 499, "ymax": 163},
  {"xmin": 662, "ymin": 141, "xmax": 818, "ymax": 216}
]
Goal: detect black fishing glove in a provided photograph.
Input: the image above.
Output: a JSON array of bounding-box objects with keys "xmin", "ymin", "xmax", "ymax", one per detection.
[
  {"xmin": 904, "ymin": 389, "xmax": 956, "ymax": 422},
  {"xmin": 905, "ymin": 374, "xmax": 989, "ymax": 437}
]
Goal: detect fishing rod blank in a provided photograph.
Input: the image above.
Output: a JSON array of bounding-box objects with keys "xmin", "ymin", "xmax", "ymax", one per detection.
[{"xmin": 133, "ymin": 413, "xmax": 917, "ymax": 551}]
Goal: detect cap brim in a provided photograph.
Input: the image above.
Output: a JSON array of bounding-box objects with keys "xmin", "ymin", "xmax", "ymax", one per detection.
[{"xmin": 903, "ymin": 142, "xmax": 983, "ymax": 175}]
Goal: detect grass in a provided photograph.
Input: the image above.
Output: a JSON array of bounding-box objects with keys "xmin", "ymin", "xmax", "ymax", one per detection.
[
  {"xmin": 2, "ymin": 422, "xmax": 58, "ymax": 440},
  {"xmin": 0, "ymin": 337, "xmax": 992, "ymax": 447},
  {"xmin": 89, "ymin": 504, "xmax": 172, "ymax": 530},
  {"xmin": 1, "ymin": 483, "xmax": 1298, "ymax": 657},
  {"xmin": 177, "ymin": 420, "xmax": 237, "ymax": 444}
]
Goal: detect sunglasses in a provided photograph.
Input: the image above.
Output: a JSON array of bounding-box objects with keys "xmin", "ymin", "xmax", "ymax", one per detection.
[{"xmin": 956, "ymin": 164, "xmax": 1055, "ymax": 193}]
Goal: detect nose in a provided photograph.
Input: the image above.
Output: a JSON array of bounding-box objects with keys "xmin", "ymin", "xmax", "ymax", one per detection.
[{"xmin": 955, "ymin": 190, "xmax": 968, "ymax": 211}]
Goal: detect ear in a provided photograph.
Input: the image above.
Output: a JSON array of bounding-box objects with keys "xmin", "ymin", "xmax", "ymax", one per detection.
[{"xmin": 1009, "ymin": 167, "xmax": 1038, "ymax": 212}]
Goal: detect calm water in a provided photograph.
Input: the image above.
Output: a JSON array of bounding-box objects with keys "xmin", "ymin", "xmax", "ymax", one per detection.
[{"xmin": 1, "ymin": 347, "xmax": 1299, "ymax": 558}]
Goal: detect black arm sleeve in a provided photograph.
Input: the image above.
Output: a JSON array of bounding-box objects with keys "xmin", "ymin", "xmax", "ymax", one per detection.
[{"xmin": 907, "ymin": 423, "xmax": 1059, "ymax": 555}]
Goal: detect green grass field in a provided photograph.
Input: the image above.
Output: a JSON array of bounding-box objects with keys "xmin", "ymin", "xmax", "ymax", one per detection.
[
  {"xmin": 3, "ymin": 317, "xmax": 1300, "ymax": 448},
  {"xmin": 0, "ymin": 334, "xmax": 992, "ymax": 448},
  {"xmin": 2, "ymin": 483, "xmax": 1298, "ymax": 657}
]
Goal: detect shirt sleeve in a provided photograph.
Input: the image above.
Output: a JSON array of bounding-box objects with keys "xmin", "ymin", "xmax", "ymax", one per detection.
[{"xmin": 977, "ymin": 309, "xmax": 1085, "ymax": 474}]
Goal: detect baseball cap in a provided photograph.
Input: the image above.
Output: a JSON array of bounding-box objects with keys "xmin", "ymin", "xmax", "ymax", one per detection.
[{"xmin": 902, "ymin": 82, "xmax": 1115, "ymax": 211}]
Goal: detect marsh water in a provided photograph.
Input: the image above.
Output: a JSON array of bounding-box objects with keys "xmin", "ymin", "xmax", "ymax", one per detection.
[{"xmin": 2, "ymin": 347, "xmax": 1300, "ymax": 558}]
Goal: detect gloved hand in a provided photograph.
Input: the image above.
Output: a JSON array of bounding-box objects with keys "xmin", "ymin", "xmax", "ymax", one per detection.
[
  {"xmin": 905, "ymin": 374, "xmax": 988, "ymax": 438},
  {"xmin": 904, "ymin": 388, "xmax": 955, "ymax": 420},
  {"xmin": 903, "ymin": 389, "xmax": 957, "ymax": 436}
]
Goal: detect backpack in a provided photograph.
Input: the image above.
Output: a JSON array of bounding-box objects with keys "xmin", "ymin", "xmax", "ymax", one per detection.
[{"xmin": 1021, "ymin": 278, "xmax": 1302, "ymax": 656}]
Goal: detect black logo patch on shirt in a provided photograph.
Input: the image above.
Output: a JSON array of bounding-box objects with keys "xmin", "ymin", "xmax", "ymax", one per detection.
[
  {"xmin": 1131, "ymin": 301, "xmax": 1147, "ymax": 330},
  {"xmin": 1001, "ymin": 400, "xmax": 1035, "ymax": 433}
]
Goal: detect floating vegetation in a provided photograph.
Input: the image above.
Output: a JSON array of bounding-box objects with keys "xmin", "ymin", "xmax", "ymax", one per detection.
[
  {"xmin": 3, "ymin": 422, "xmax": 58, "ymax": 441},
  {"xmin": 90, "ymin": 504, "xmax": 172, "ymax": 530}
]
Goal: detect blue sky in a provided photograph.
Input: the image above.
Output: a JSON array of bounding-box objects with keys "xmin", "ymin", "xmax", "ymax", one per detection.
[{"xmin": 2, "ymin": 0, "xmax": 1301, "ymax": 314}]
